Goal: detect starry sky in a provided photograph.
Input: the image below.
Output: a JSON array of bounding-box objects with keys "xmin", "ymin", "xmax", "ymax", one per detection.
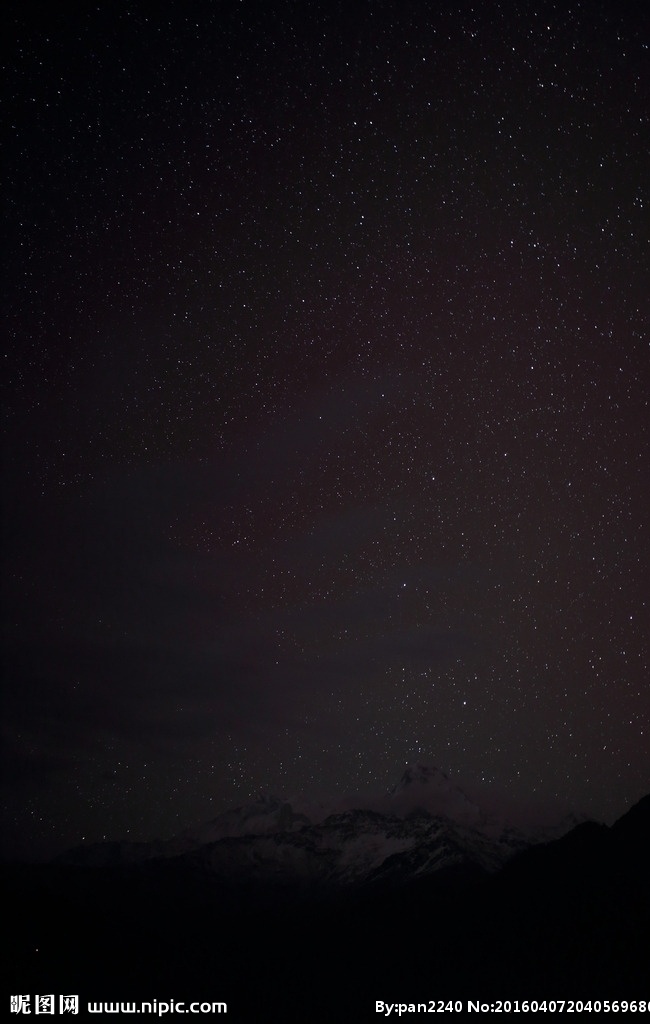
[{"xmin": 2, "ymin": 0, "xmax": 649, "ymax": 859}]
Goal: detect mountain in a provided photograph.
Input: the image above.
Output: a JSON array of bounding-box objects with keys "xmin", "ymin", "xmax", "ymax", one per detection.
[
  {"xmin": 6, "ymin": 785, "xmax": 648, "ymax": 1020},
  {"xmin": 387, "ymin": 762, "xmax": 482, "ymax": 822},
  {"xmin": 173, "ymin": 806, "xmax": 530, "ymax": 890},
  {"xmin": 56, "ymin": 793, "xmax": 312, "ymax": 867},
  {"xmin": 175, "ymin": 792, "xmax": 312, "ymax": 844},
  {"xmin": 54, "ymin": 764, "xmax": 559, "ymax": 886}
]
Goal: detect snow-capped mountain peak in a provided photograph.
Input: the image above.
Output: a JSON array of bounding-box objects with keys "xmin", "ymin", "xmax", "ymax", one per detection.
[
  {"xmin": 175, "ymin": 794, "xmax": 311, "ymax": 848},
  {"xmin": 388, "ymin": 762, "xmax": 481, "ymax": 824},
  {"xmin": 393, "ymin": 763, "xmax": 446, "ymax": 788}
]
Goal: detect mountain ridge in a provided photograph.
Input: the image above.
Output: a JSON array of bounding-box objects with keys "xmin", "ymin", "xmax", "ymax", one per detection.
[{"xmin": 53, "ymin": 763, "xmax": 588, "ymax": 888}]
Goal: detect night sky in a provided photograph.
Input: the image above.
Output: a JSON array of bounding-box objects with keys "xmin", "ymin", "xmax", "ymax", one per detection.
[{"xmin": 2, "ymin": 0, "xmax": 648, "ymax": 860}]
